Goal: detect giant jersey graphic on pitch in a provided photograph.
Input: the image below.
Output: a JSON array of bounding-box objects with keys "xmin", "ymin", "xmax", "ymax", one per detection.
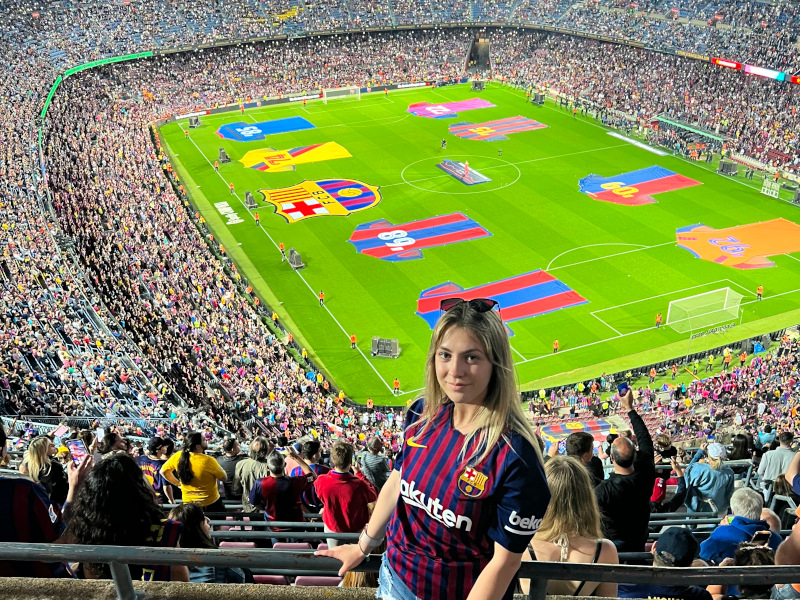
[
  {"xmin": 348, "ymin": 213, "xmax": 491, "ymax": 262},
  {"xmin": 260, "ymin": 179, "xmax": 381, "ymax": 223},
  {"xmin": 448, "ymin": 116, "xmax": 547, "ymax": 141},
  {"xmin": 216, "ymin": 116, "xmax": 315, "ymax": 142},
  {"xmin": 407, "ymin": 98, "xmax": 495, "ymax": 119},
  {"xmin": 579, "ymin": 166, "xmax": 702, "ymax": 206},
  {"xmin": 416, "ymin": 270, "xmax": 587, "ymax": 333},
  {"xmin": 676, "ymin": 218, "xmax": 800, "ymax": 269},
  {"xmin": 240, "ymin": 143, "xmax": 351, "ymax": 172}
]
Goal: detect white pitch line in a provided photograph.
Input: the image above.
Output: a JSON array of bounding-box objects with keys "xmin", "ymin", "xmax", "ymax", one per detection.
[
  {"xmin": 513, "ymin": 323, "xmax": 660, "ymax": 366},
  {"xmin": 590, "ymin": 312, "xmax": 623, "ymax": 336},
  {"xmin": 741, "ymin": 287, "xmax": 800, "ymax": 306},
  {"xmin": 510, "ymin": 344, "xmax": 527, "ymax": 360},
  {"xmin": 548, "ymin": 241, "xmax": 674, "ymax": 272},
  {"xmin": 724, "ymin": 278, "xmax": 757, "ymax": 298},
  {"xmin": 546, "ymin": 242, "xmax": 648, "ymax": 271},
  {"xmin": 380, "ymin": 143, "xmax": 629, "ymax": 189},
  {"xmin": 591, "ymin": 278, "xmax": 733, "ymax": 314},
  {"xmin": 177, "ymin": 125, "xmax": 394, "ymax": 393},
  {"xmin": 785, "ymin": 253, "xmax": 800, "ymax": 264}
]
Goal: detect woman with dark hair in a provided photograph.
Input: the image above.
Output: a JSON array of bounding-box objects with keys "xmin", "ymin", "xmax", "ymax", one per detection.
[
  {"xmin": 64, "ymin": 452, "xmax": 188, "ymax": 581},
  {"xmin": 160, "ymin": 432, "xmax": 226, "ymax": 511},
  {"xmin": 729, "ymin": 434, "xmax": 751, "ymax": 461},
  {"xmin": 167, "ymin": 503, "xmax": 250, "ymax": 583},
  {"xmin": 98, "ymin": 430, "xmax": 128, "ymax": 455}
]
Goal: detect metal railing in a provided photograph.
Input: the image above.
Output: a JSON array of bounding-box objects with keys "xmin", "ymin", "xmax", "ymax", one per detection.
[{"xmin": 4, "ymin": 542, "xmax": 800, "ymax": 600}]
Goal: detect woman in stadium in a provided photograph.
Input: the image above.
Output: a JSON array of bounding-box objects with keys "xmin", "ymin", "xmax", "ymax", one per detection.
[
  {"xmin": 521, "ymin": 456, "xmax": 619, "ymax": 597},
  {"xmin": 64, "ymin": 452, "xmax": 189, "ymax": 581},
  {"xmin": 167, "ymin": 503, "xmax": 251, "ymax": 583},
  {"xmin": 160, "ymin": 431, "xmax": 227, "ymax": 511},
  {"xmin": 317, "ymin": 297, "xmax": 550, "ymax": 600},
  {"xmin": 19, "ymin": 435, "xmax": 68, "ymax": 506}
]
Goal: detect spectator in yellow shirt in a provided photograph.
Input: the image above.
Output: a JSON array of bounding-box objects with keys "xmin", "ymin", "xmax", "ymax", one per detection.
[{"xmin": 161, "ymin": 432, "xmax": 227, "ymax": 511}]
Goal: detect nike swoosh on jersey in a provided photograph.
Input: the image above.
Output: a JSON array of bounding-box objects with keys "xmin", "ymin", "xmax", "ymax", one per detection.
[{"xmin": 406, "ymin": 436, "xmax": 427, "ymax": 448}]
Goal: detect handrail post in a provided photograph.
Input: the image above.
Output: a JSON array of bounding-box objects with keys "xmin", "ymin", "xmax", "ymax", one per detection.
[
  {"xmin": 528, "ymin": 577, "xmax": 547, "ymax": 600},
  {"xmin": 109, "ymin": 561, "xmax": 143, "ymax": 600}
]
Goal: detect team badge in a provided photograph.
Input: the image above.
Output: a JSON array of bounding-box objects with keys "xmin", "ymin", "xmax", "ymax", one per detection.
[
  {"xmin": 458, "ymin": 467, "xmax": 488, "ymax": 498},
  {"xmin": 259, "ymin": 179, "xmax": 382, "ymax": 223}
]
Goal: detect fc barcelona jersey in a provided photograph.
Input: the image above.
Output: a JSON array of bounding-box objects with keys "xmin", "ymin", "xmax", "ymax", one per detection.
[{"xmin": 386, "ymin": 399, "xmax": 550, "ymax": 600}]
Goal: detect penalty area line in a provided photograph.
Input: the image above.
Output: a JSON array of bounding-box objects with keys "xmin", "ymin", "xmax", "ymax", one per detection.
[{"xmin": 177, "ymin": 124, "xmax": 395, "ymax": 394}]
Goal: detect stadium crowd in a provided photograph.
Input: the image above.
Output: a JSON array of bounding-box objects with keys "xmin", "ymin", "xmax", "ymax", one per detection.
[{"xmin": 0, "ymin": 0, "xmax": 799, "ymax": 592}]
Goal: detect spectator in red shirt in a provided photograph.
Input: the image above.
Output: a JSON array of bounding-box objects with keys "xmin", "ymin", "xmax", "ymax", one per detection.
[
  {"xmin": 315, "ymin": 441, "xmax": 378, "ymax": 548},
  {"xmin": 249, "ymin": 447, "xmax": 316, "ymax": 544}
]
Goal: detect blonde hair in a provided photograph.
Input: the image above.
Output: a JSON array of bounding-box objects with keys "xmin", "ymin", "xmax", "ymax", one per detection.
[
  {"xmin": 412, "ymin": 303, "xmax": 543, "ymax": 468},
  {"xmin": 22, "ymin": 436, "xmax": 53, "ymax": 482},
  {"xmin": 708, "ymin": 456, "xmax": 722, "ymax": 471},
  {"xmin": 535, "ymin": 456, "xmax": 602, "ymax": 541}
]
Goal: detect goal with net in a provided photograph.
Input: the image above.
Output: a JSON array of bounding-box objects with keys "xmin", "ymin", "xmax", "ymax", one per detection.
[
  {"xmin": 666, "ymin": 287, "xmax": 743, "ymax": 334},
  {"xmin": 322, "ymin": 86, "xmax": 361, "ymax": 105}
]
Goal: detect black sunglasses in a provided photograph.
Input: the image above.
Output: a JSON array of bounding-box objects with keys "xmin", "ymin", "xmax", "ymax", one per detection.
[{"xmin": 439, "ymin": 297, "xmax": 499, "ymax": 313}]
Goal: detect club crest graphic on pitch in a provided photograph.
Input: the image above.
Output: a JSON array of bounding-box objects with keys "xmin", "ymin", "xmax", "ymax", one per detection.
[{"xmin": 260, "ymin": 179, "xmax": 381, "ymax": 223}]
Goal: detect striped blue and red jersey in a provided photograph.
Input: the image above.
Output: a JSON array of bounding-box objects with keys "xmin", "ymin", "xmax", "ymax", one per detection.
[
  {"xmin": 0, "ymin": 477, "xmax": 71, "ymax": 578},
  {"xmin": 386, "ymin": 399, "xmax": 550, "ymax": 600},
  {"xmin": 290, "ymin": 462, "xmax": 330, "ymax": 512}
]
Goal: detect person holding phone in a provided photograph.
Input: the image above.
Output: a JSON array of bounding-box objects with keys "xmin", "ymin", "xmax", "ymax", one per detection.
[{"xmin": 317, "ymin": 297, "xmax": 550, "ymax": 600}]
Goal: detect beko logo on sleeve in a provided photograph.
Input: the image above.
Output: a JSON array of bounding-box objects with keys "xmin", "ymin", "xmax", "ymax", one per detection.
[{"xmin": 504, "ymin": 510, "xmax": 543, "ymax": 535}]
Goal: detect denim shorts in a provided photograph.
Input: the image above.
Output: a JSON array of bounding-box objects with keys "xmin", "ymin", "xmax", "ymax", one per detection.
[{"xmin": 377, "ymin": 557, "xmax": 421, "ymax": 600}]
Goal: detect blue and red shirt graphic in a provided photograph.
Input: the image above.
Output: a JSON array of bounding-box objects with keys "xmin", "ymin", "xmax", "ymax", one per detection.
[
  {"xmin": 386, "ymin": 399, "xmax": 550, "ymax": 600},
  {"xmin": 348, "ymin": 213, "xmax": 491, "ymax": 262}
]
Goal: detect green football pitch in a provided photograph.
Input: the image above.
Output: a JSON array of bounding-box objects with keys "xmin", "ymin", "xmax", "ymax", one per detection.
[{"xmin": 158, "ymin": 82, "xmax": 800, "ymax": 405}]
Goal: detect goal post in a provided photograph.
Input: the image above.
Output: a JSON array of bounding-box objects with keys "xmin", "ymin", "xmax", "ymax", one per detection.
[
  {"xmin": 322, "ymin": 85, "xmax": 361, "ymax": 105},
  {"xmin": 666, "ymin": 287, "xmax": 743, "ymax": 334}
]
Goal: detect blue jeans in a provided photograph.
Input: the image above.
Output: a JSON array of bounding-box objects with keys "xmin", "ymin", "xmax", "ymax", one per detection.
[{"xmin": 377, "ymin": 557, "xmax": 421, "ymax": 600}]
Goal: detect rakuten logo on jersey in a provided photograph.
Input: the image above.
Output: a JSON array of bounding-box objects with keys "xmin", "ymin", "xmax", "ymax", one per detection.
[
  {"xmin": 400, "ymin": 478, "xmax": 473, "ymax": 532},
  {"xmin": 504, "ymin": 511, "xmax": 543, "ymax": 535}
]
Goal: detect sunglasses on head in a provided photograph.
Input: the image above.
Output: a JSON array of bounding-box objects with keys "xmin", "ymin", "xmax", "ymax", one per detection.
[{"xmin": 439, "ymin": 297, "xmax": 499, "ymax": 313}]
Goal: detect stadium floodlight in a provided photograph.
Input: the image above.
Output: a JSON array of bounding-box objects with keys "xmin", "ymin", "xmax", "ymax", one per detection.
[
  {"xmin": 666, "ymin": 287, "xmax": 743, "ymax": 334},
  {"xmin": 322, "ymin": 86, "xmax": 361, "ymax": 105}
]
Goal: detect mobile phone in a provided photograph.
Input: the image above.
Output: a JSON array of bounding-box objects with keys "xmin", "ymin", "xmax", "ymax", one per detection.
[
  {"xmin": 751, "ymin": 531, "xmax": 772, "ymax": 545},
  {"xmin": 65, "ymin": 439, "xmax": 88, "ymax": 466},
  {"xmin": 617, "ymin": 383, "xmax": 629, "ymax": 395},
  {"xmin": 53, "ymin": 425, "xmax": 69, "ymax": 439},
  {"xmin": 557, "ymin": 439, "xmax": 567, "ymax": 454}
]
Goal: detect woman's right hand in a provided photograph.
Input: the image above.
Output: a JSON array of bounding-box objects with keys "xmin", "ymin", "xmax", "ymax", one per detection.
[{"xmin": 314, "ymin": 543, "xmax": 367, "ymax": 576}]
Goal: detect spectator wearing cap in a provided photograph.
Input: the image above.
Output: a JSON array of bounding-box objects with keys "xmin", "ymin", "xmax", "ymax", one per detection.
[
  {"xmin": 594, "ymin": 389, "xmax": 655, "ymax": 552},
  {"xmin": 699, "ymin": 488, "xmax": 782, "ymax": 565},
  {"xmin": 684, "ymin": 442, "xmax": 735, "ymax": 516},
  {"xmin": 290, "ymin": 440, "xmax": 330, "ymax": 514},
  {"xmin": 759, "ymin": 431, "xmax": 796, "ymax": 491},
  {"xmin": 619, "ymin": 527, "xmax": 711, "ymax": 600},
  {"xmin": 137, "ymin": 437, "xmax": 174, "ymax": 504},
  {"xmin": 217, "ymin": 438, "xmax": 246, "ymax": 500},
  {"xmin": 357, "ymin": 436, "xmax": 390, "ymax": 492},
  {"xmin": 233, "ymin": 436, "xmax": 272, "ymax": 513},
  {"xmin": 314, "ymin": 441, "xmax": 377, "ymax": 548},
  {"xmin": 565, "ymin": 431, "xmax": 605, "ymax": 486}
]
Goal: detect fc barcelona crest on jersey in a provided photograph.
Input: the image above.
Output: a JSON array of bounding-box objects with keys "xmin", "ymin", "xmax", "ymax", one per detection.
[
  {"xmin": 259, "ymin": 179, "xmax": 382, "ymax": 224},
  {"xmin": 458, "ymin": 467, "xmax": 488, "ymax": 498}
]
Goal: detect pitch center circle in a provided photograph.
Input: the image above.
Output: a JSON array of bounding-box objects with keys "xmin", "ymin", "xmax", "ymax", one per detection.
[{"xmin": 400, "ymin": 154, "xmax": 521, "ymax": 195}]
